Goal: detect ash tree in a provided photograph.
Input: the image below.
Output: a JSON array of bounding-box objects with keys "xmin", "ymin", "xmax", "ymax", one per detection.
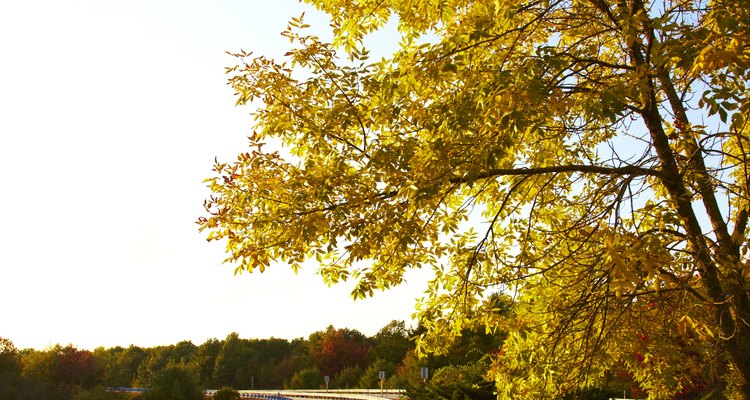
[{"xmin": 199, "ymin": 0, "xmax": 750, "ymax": 398}]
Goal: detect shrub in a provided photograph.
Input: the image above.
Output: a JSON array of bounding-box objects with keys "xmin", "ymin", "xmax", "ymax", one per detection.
[{"xmin": 211, "ymin": 387, "xmax": 239, "ymax": 400}]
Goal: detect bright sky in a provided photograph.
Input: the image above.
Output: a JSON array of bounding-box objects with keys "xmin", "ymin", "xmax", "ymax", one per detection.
[{"xmin": 0, "ymin": 0, "xmax": 429, "ymax": 351}]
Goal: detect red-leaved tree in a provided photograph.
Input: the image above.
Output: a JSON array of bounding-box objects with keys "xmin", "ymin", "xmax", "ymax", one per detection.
[
  {"xmin": 310, "ymin": 327, "xmax": 369, "ymax": 378},
  {"xmin": 56, "ymin": 345, "xmax": 102, "ymax": 389}
]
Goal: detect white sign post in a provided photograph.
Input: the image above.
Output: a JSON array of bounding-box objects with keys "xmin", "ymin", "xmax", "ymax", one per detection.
[
  {"xmin": 379, "ymin": 370, "xmax": 385, "ymax": 397},
  {"xmin": 420, "ymin": 367, "xmax": 429, "ymax": 383}
]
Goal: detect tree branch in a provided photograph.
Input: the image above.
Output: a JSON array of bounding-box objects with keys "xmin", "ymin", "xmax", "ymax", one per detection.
[
  {"xmin": 451, "ymin": 164, "xmax": 660, "ymax": 184},
  {"xmin": 732, "ymin": 208, "xmax": 749, "ymax": 246},
  {"xmin": 293, "ymin": 164, "xmax": 660, "ymax": 217}
]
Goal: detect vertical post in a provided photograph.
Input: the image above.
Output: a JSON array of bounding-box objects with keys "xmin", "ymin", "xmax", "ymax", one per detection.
[
  {"xmin": 379, "ymin": 370, "xmax": 385, "ymax": 398},
  {"xmin": 420, "ymin": 367, "xmax": 429, "ymax": 383},
  {"xmin": 324, "ymin": 375, "xmax": 330, "ymax": 391}
]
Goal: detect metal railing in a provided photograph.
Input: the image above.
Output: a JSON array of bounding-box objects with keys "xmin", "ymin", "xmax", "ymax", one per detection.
[
  {"xmin": 231, "ymin": 389, "xmax": 404, "ymax": 400},
  {"xmin": 111, "ymin": 387, "xmax": 405, "ymax": 400}
]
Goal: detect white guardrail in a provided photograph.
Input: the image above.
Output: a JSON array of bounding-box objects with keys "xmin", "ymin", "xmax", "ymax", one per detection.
[
  {"xmin": 110, "ymin": 388, "xmax": 404, "ymax": 400},
  {"xmin": 214, "ymin": 389, "xmax": 405, "ymax": 400}
]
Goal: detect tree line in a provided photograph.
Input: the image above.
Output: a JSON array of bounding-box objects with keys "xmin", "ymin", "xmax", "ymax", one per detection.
[
  {"xmin": 2, "ymin": 316, "xmax": 718, "ymax": 399},
  {"xmin": 1, "ymin": 320, "xmax": 496, "ymax": 400}
]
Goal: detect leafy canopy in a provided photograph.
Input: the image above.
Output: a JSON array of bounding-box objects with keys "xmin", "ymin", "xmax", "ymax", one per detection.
[{"xmin": 200, "ymin": 0, "xmax": 750, "ymax": 398}]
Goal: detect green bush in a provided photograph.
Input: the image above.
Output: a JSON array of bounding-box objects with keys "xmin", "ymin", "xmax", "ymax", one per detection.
[
  {"xmin": 125, "ymin": 393, "xmax": 145, "ymax": 400},
  {"xmin": 211, "ymin": 387, "xmax": 239, "ymax": 400}
]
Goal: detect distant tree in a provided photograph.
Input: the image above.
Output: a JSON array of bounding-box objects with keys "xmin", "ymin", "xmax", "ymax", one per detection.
[
  {"xmin": 132, "ymin": 342, "xmax": 201, "ymax": 389},
  {"xmin": 286, "ymin": 367, "xmax": 322, "ymax": 390},
  {"xmin": 144, "ymin": 366, "xmax": 203, "ymax": 400},
  {"xmin": 7, "ymin": 344, "xmax": 80, "ymax": 400},
  {"xmin": 358, "ymin": 359, "xmax": 397, "ymax": 389},
  {"xmin": 169, "ymin": 342, "xmax": 197, "ymax": 367},
  {"xmin": 134, "ymin": 347, "xmax": 170, "ymax": 388},
  {"xmin": 195, "ymin": 339, "xmax": 222, "ymax": 388},
  {"xmin": 108, "ymin": 346, "xmax": 147, "ymax": 388},
  {"xmin": 331, "ymin": 365, "xmax": 363, "ymax": 389},
  {"xmin": 0, "ymin": 337, "xmax": 19, "ymax": 376},
  {"xmin": 19, "ymin": 346, "xmax": 60, "ymax": 384},
  {"xmin": 240, "ymin": 338, "xmax": 293, "ymax": 389},
  {"xmin": 309, "ymin": 326, "xmax": 369, "ymax": 377},
  {"xmin": 212, "ymin": 333, "xmax": 248, "ymax": 388},
  {"xmin": 272, "ymin": 352, "xmax": 310, "ymax": 389},
  {"xmin": 392, "ymin": 350, "xmax": 427, "ymax": 389},
  {"xmin": 93, "ymin": 347, "xmax": 120, "ymax": 387},
  {"xmin": 369, "ymin": 321, "xmax": 412, "ymax": 366},
  {"xmin": 0, "ymin": 337, "xmax": 22, "ymax": 400},
  {"xmin": 57, "ymin": 345, "xmax": 103, "ymax": 389},
  {"xmin": 272, "ymin": 335, "xmax": 315, "ymax": 387}
]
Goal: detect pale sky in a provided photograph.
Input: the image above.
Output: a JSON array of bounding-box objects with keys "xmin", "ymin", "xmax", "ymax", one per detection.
[{"xmin": 0, "ymin": 0, "xmax": 429, "ymax": 350}]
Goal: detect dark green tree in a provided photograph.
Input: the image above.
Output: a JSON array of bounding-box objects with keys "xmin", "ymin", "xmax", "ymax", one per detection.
[
  {"xmin": 331, "ymin": 365, "xmax": 363, "ymax": 389},
  {"xmin": 369, "ymin": 321, "xmax": 412, "ymax": 366},
  {"xmin": 241, "ymin": 338, "xmax": 293, "ymax": 389},
  {"xmin": 110, "ymin": 346, "xmax": 147, "ymax": 388},
  {"xmin": 195, "ymin": 339, "xmax": 222, "ymax": 388},
  {"xmin": 19, "ymin": 346, "xmax": 59, "ymax": 384},
  {"xmin": 272, "ymin": 347, "xmax": 311, "ymax": 390},
  {"xmin": 144, "ymin": 366, "xmax": 203, "ymax": 400},
  {"xmin": 212, "ymin": 333, "xmax": 249, "ymax": 388},
  {"xmin": 169, "ymin": 342, "xmax": 197, "ymax": 366},
  {"xmin": 286, "ymin": 367, "xmax": 322, "ymax": 390},
  {"xmin": 134, "ymin": 347, "xmax": 170, "ymax": 388},
  {"xmin": 4, "ymin": 342, "xmax": 80, "ymax": 400},
  {"xmin": 0, "ymin": 338, "xmax": 19, "ymax": 377},
  {"xmin": 0, "ymin": 337, "xmax": 22, "ymax": 400},
  {"xmin": 358, "ymin": 359, "xmax": 397, "ymax": 389}
]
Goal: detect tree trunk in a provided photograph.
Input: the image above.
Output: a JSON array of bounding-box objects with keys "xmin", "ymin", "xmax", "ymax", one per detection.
[{"xmin": 619, "ymin": 6, "xmax": 750, "ymax": 393}]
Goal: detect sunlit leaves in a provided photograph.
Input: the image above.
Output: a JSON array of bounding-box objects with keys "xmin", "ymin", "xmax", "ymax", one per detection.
[{"xmin": 202, "ymin": 0, "xmax": 750, "ymax": 397}]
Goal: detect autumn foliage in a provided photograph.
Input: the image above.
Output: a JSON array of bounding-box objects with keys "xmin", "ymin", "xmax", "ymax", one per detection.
[
  {"xmin": 200, "ymin": 0, "xmax": 750, "ymax": 397},
  {"xmin": 311, "ymin": 327, "xmax": 369, "ymax": 377}
]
